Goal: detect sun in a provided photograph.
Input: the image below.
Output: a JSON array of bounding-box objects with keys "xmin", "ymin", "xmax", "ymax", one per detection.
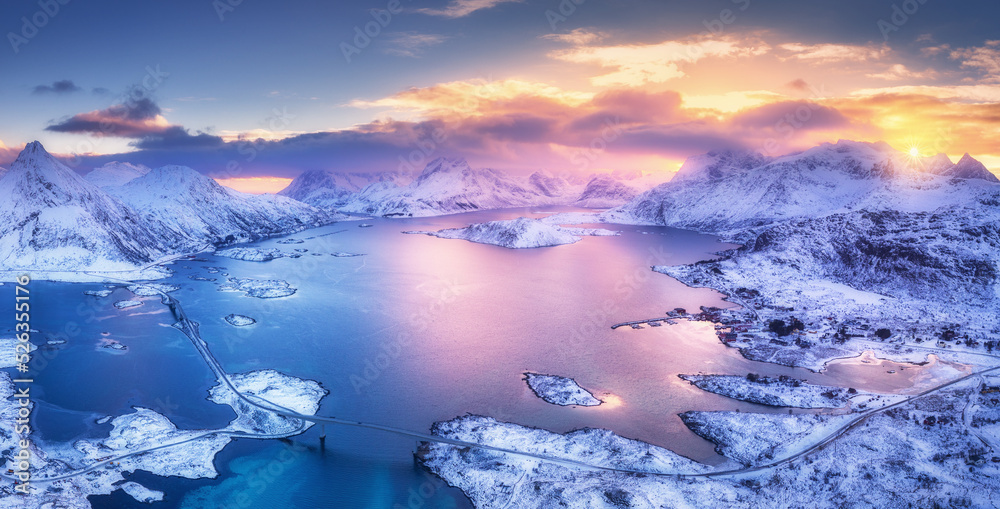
[{"xmin": 909, "ymin": 147, "xmax": 920, "ymax": 157}]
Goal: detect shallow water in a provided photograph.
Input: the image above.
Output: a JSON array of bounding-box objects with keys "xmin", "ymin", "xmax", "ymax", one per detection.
[{"xmin": 1, "ymin": 207, "xmax": 956, "ymax": 508}]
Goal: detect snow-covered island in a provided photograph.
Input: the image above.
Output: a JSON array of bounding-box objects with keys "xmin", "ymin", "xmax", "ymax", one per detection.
[
  {"xmin": 215, "ymin": 247, "xmax": 287, "ymax": 262},
  {"xmin": 523, "ymin": 372, "xmax": 602, "ymax": 406},
  {"xmin": 415, "ymin": 141, "xmax": 1000, "ymax": 507},
  {"xmin": 113, "ymin": 300, "xmax": 143, "ymax": 310},
  {"xmin": 219, "ymin": 277, "xmax": 297, "ymax": 298},
  {"xmin": 0, "ymin": 369, "xmax": 326, "ymax": 506},
  {"xmin": 413, "ymin": 217, "xmax": 619, "ymax": 249},
  {"xmin": 127, "ymin": 283, "xmax": 180, "ymax": 297},
  {"xmin": 421, "ymin": 378, "xmax": 1000, "ymax": 507},
  {"xmin": 224, "ymin": 314, "xmax": 257, "ymax": 326},
  {"xmin": 678, "ymin": 374, "xmax": 857, "ymax": 409}
]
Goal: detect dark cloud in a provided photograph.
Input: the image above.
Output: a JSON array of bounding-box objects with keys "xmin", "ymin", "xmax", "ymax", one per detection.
[
  {"xmin": 132, "ymin": 126, "xmax": 225, "ymax": 150},
  {"xmin": 731, "ymin": 101, "xmax": 852, "ymax": 131},
  {"xmin": 55, "ymin": 85, "xmax": 871, "ymax": 179},
  {"xmin": 33, "ymin": 80, "xmax": 82, "ymax": 95},
  {"xmin": 45, "ymin": 98, "xmax": 166, "ymax": 137}
]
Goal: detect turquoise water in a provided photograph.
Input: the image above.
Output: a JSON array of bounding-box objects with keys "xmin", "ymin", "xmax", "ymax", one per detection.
[{"xmin": 1, "ymin": 208, "xmax": 926, "ymax": 508}]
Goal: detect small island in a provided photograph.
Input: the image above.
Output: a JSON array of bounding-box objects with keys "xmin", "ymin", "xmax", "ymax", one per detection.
[{"xmin": 523, "ymin": 372, "xmax": 602, "ymax": 407}]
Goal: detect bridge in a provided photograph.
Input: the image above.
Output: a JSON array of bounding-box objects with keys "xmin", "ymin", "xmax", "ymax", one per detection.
[
  {"xmin": 610, "ymin": 317, "xmax": 678, "ymax": 329},
  {"xmin": 3, "ymin": 263, "xmax": 999, "ymax": 485}
]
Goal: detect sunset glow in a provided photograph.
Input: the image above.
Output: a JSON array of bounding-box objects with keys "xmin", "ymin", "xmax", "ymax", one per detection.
[
  {"xmin": 215, "ymin": 177, "xmax": 293, "ymax": 194},
  {"xmin": 1, "ymin": 3, "xmax": 997, "ymax": 180},
  {"xmin": 5, "ymin": 2, "xmax": 1000, "ymax": 507}
]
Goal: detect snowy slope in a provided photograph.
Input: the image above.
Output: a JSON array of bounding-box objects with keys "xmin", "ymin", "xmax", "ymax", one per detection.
[
  {"xmin": 277, "ymin": 170, "xmax": 408, "ymax": 208},
  {"xmin": 939, "ymin": 153, "xmax": 1000, "ymax": 182},
  {"xmin": 339, "ymin": 158, "xmax": 560, "ymax": 217},
  {"xmin": 84, "ymin": 161, "xmax": 151, "ymax": 188},
  {"xmin": 0, "ymin": 142, "xmax": 169, "ymax": 271},
  {"xmin": 108, "ymin": 165, "xmax": 338, "ymax": 246},
  {"xmin": 278, "ymin": 158, "xmax": 672, "ymax": 216},
  {"xmin": 575, "ymin": 172, "xmax": 670, "ymax": 208},
  {"xmin": 421, "ymin": 217, "xmax": 582, "ymax": 248},
  {"xmin": 679, "ymin": 205, "xmax": 1000, "ymax": 309},
  {"xmin": 527, "ymin": 171, "xmax": 579, "ymax": 200},
  {"xmin": 607, "ymin": 140, "xmax": 999, "ymax": 232},
  {"xmin": 0, "ymin": 142, "xmax": 343, "ymax": 276}
]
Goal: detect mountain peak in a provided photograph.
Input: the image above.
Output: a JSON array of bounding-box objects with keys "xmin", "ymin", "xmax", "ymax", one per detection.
[
  {"xmin": 944, "ymin": 153, "xmax": 999, "ymax": 183},
  {"xmin": 13, "ymin": 140, "xmax": 60, "ymax": 167},
  {"xmin": 672, "ymin": 149, "xmax": 770, "ymax": 182},
  {"xmin": 421, "ymin": 157, "xmax": 471, "ymax": 174},
  {"xmin": 3, "ymin": 141, "xmax": 100, "ymax": 202}
]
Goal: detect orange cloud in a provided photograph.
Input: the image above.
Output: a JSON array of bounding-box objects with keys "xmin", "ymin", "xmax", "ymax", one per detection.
[
  {"xmin": 778, "ymin": 42, "xmax": 889, "ymax": 63},
  {"xmin": 215, "ymin": 177, "xmax": 293, "ymax": 194},
  {"xmin": 548, "ymin": 36, "xmax": 770, "ymax": 87}
]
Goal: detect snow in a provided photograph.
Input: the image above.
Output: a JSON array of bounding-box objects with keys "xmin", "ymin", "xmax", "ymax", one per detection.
[
  {"xmin": 559, "ymin": 226, "xmax": 621, "ymax": 237},
  {"xmin": 83, "ymin": 162, "xmax": 151, "ymax": 189},
  {"xmin": 119, "ymin": 481, "xmax": 164, "ymax": 503},
  {"xmin": 219, "ymin": 277, "xmax": 296, "ymax": 298},
  {"xmin": 215, "ymin": 247, "xmax": 286, "ymax": 262},
  {"xmin": 423, "ymin": 381, "xmax": 1000, "ymax": 507},
  {"xmin": 113, "ymin": 300, "xmax": 143, "ymax": 310},
  {"xmin": 419, "ymin": 217, "xmax": 619, "ymax": 249},
  {"xmin": 209, "ymin": 369, "xmax": 327, "ymax": 434},
  {"xmin": 128, "ymin": 283, "xmax": 179, "ymax": 296},
  {"xmin": 0, "ymin": 337, "xmax": 36, "ymax": 368},
  {"xmin": 107, "ymin": 164, "xmax": 341, "ymax": 247},
  {"xmin": 277, "ymin": 169, "xmax": 407, "ymax": 208},
  {"xmin": 83, "ymin": 288, "xmax": 114, "ymax": 297},
  {"xmin": 679, "ymin": 374, "xmax": 856, "ymax": 409},
  {"xmin": 523, "ymin": 373, "xmax": 602, "ymax": 406},
  {"xmin": 224, "ymin": 314, "xmax": 256, "ymax": 326},
  {"xmin": 415, "ymin": 140, "xmax": 1000, "ymax": 507},
  {"xmin": 0, "ymin": 369, "xmax": 325, "ymax": 506},
  {"xmin": 424, "ymin": 217, "xmax": 581, "ymax": 248},
  {"xmin": 680, "ymin": 411, "xmax": 855, "ymax": 466},
  {"xmin": 0, "ymin": 142, "xmax": 342, "ymax": 279},
  {"xmin": 285, "ymin": 157, "xmax": 667, "ymax": 217},
  {"xmin": 0, "ymin": 142, "xmax": 171, "ymax": 274},
  {"xmin": 606, "ymin": 140, "xmax": 1000, "ymax": 233}
]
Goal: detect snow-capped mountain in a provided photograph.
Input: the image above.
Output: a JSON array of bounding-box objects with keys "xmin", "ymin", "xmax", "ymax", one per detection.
[
  {"xmin": 0, "ymin": 142, "xmax": 169, "ymax": 272},
  {"xmin": 527, "ymin": 171, "xmax": 577, "ymax": 200},
  {"xmin": 84, "ymin": 161, "xmax": 151, "ymax": 188},
  {"xmin": 108, "ymin": 165, "xmax": 337, "ymax": 246},
  {"xmin": 338, "ymin": 158, "xmax": 561, "ymax": 217},
  {"xmin": 735, "ymin": 206, "xmax": 1000, "ymax": 305},
  {"xmin": 607, "ymin": 140, "xmax": 1000, "ymax": 232},
  {"xmin": 0, "ymin": 142, "xmax": 340, "ymax": 276},
  {"xmin": 277, "ymin": 170, "xmax": 408, "ymax": 208},
  {"xmin": 283, "ymin": 159, "xmax": 668, "ymax": 216},
  {"xmin": 574, "ymin": 171, "xmax": 670, "ymax": 208},
  {"xmin": 937, "ymin": 153, "xmax": 1000, "ymax": 182}
]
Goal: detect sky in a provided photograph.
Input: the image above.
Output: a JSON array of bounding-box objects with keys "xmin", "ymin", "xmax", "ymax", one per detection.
[{"xmin": 1, "ymin": 0, "xmax": 998, "ymax": 192}]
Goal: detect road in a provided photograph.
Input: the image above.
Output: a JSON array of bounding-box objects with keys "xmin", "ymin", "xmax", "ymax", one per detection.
[{"xmin": 4, "ymin": 266, "xmax": 998, "ymax": 485}]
